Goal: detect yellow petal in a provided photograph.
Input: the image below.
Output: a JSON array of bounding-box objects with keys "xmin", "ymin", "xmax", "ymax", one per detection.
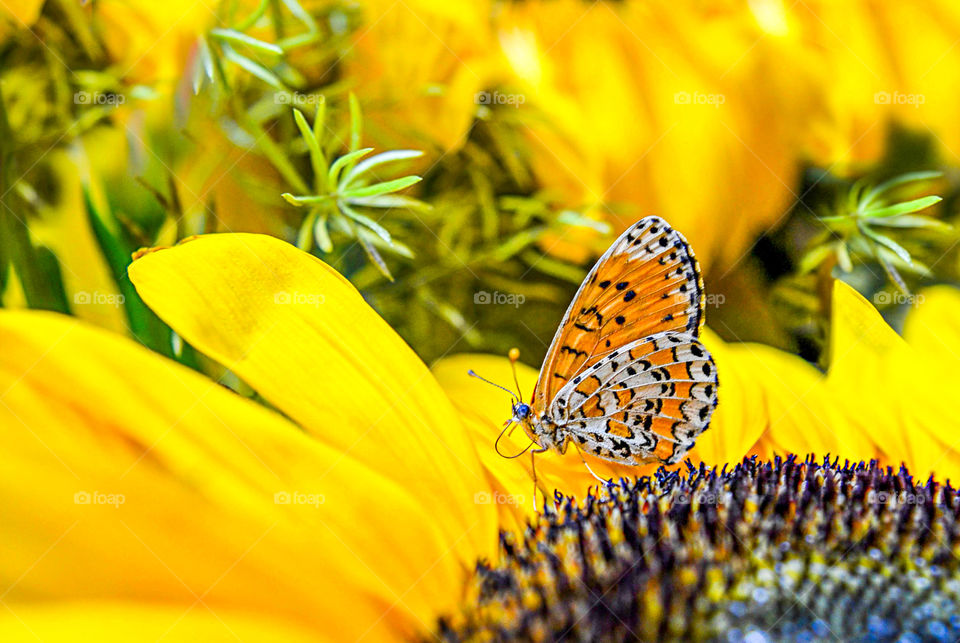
[
  {"xmin": 29, "ymin": 145, "xmax": 128, "ymax": 335},
  {"xmin": 824, "ymin": 280, "xmax": 960, "ymax": 477},
  {"xmin": 826, "ymin": 280, "xmax": 908, "ymax": 460},
  {"xmin": 0, "ymin": 603, "xmax": 319, "ymax": 642},
  {"xmin": 0, "ymin": 310, "xmax": 470, "ymax": 640},
  {"xmin": 0, "ymin": 0, "xmax": 43, "ymax": 26},
  {"xmin": 829, "ymin": 282, "xmax": 960, "ymax": 480},
  {"xmin": 830, "ymin": 280, "xmax": 906, "ymax": 373},
  {"xmin": 904, "ymin": 286, "xmax": 960, "ymax": 359},
  {"xmin": 129, "ymin": 233, "xmax": 497, "ymax": 561}
]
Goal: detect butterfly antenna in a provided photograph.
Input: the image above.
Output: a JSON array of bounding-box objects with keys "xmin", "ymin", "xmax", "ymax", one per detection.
[
  {"xmin": 495, "ymin": 423, "xmax": 536, "ymax": 459},
  {"xmin": 467, "ymin": 370, "xmax": 518, "ymax": 402},
  {"xmin": 508, "ymin": 348, "xmax": 524, "ymax": 401}
]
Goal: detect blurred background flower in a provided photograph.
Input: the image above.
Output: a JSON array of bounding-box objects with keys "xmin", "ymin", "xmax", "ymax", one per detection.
[{"xmin": 4, "ymin": 0, "xmax": 960, "ymax": 368}]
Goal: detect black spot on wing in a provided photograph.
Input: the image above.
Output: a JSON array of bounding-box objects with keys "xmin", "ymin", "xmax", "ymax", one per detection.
[{"xmin": 560, "ymin": 345, "xmax": 587, "ymax": 358}]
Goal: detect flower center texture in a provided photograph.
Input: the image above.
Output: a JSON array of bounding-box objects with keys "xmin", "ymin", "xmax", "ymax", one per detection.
[{"xmin": 438, "ymin": 456, "xmax": 960, "ymax": 642}]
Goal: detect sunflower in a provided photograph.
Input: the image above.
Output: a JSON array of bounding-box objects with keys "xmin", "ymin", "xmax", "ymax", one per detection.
[
  {"xmin": 494, "ymin": 0, "xmax": 816, "ymax": 270},
  {"xmin": 88, "ymin": 0, "xmax": 212, "ymax": 89},
  {"xmin": 2, "ymin": 232, "xmax": 959, "ymax": 640},
  {"xmin": 345, "ymin": 0, "xmax": 504, "ymax": 152}
]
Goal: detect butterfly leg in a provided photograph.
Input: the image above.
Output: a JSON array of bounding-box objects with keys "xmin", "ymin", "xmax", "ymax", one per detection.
[
  {"xmin": 530, "ymin": 446, "xmax": 548, "ymax": 512},
  {"xmin": 573, "ymin": 443, "xmax": 615, "ymax": 490}
]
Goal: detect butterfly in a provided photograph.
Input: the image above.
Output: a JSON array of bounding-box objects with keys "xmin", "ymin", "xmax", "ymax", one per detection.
[{"xmin": 471, "ymin": 216, "xmax": 718, "ymax": 485}]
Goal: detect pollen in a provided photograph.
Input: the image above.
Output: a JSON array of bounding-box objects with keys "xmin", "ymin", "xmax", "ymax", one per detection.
[{"xmin": 436, "ymin": 456, "xmax": 960, "ymax": 641}]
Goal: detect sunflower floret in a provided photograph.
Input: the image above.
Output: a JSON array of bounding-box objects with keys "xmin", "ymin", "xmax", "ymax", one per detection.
[{"xmin": 438, "ymin": 455, "xmax": 960, "ymax": 642}]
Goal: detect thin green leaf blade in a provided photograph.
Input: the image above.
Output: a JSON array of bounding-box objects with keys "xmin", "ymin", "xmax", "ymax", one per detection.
[
  {"xmin": 341, "ymin": 150, "xmax": 424, "ymax": 187},
  {"xmin": 342, "ymin": 175, "xmax": 421, "ymax": 199},
  {"xmin": 860, "ymin": 195, "xmax": 942, "ymax": 218}
]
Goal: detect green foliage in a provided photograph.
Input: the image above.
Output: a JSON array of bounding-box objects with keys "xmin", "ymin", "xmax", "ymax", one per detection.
[
  {"xmin": 282, "ymin": 97, "xmax": 425, "ymax": 280},
  {"xmin": 0, "ymin": 0, "xmax": 603, "ymax": 367},
  {"xmin": 9, "ymin": 1, "xmax": 959, "ymax": 373},
  {"xmin": 800, "ymin": 171, "xmax": 952, "ymax": 292}
]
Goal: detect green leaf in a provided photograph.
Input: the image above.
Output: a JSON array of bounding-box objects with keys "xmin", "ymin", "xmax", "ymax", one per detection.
[
  {"xmin": 860, "ymin": 171, "xmax": 942, "ymax": 209},
  {"xmin": 312, "ymin": 96, "xmax": 326, "ymax": 142},
  {"xmin": 280, "ymin": 0, "xmax": 319, "ymax": 33},
  {"xmin": 293, "ymin": 108, "xmax": 326, "ymax": 185},
  {"xmin": 282, "ymin": 192, "xmax": 331, "ymax": 206},
  {"xmin": 817, "ymin": 215, "xmax": 848, "ymax": 224},
  {"xmin": 327, "ymin": 147, "xmax": 374, "ymax": 187},
  {"xmin": 296, "ymin": 210, "xmax": 319, "ymax": 250},
  {"xmin": 347, "ymin": 194, "xmax": 431, "ymax": 211},
  {"xmin": 846, "ymin": 177, "xmax": 869, "ymax": 213},
  {"xmin": 192, "ymin": 37, "xmax": 215, "ymax": 94},
  {"xmin": 232, "ymin": 0, "xmax": 270, "ymax": 31},
  {"xmin": 858, "ymin": 221, "xmax": 912, "ymax": 263},
  {"xmin": 864, "ymin": 214, "xmax": 953, "ymax": 231},
  {"xmin": 82, "ymin": 186, "xmax": 182, "ymax": 360},
  {"xmin": 341, "ymin": 150, "xmax": 424, "ymax": 187},
  {"xmin": 798, "ymin": 243, "xmax": 835, "ymax": 274},
  {"xmin": 220, "ymin": 45, "xmax": 285, "ymax": 89},
  {"xmin": 385, "ymin": 238, "xmax": 414, "ymax": 259},
  {"xmin": 875, "ymin": 246, "xmax": 932, "ymax": 277},
  {"xmin": 277, "ymin": 31, "xmax": 323, "ymax": 50},
  {"xmin": 836, "ymin": 241, "xmax": 854, "ymax": 273},
  {"xmin": 492, "ymin": 227, "xmax": 544, "ymax": 261},
  {"xmin": 211, "ymin": 28, "xmax": 283, "ymax": 55},
  {"xmin": 519, "ymin": 250, "xmax": 586, "ymax": 284},
  {"xmin": 314, "ymin": 214, "xmax": 333, "ymax": 253},
  {"xmin": 355, "ymin": 227, "xmax": 393, "ymax": 281},
  {"xmin": 557, "ymin": 210, "xmax": 612, "ymax": 234},
  {"xmin": 859, "ymin": 195, "xmax": 941, "ymax": 218},
  {"xmin": 341, "ymin": 175, "xmax": 421, "ymax": 199},
  {"xmin": 338, "ymin": 202, "xmax": 392, "ymax": 245}
]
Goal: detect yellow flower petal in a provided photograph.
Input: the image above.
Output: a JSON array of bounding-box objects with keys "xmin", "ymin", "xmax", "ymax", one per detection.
[
  {"xmin": 829, "ymin": 280, "xmax": 906, "ymax": 372},
  {"xmin": 0, "ymin": 0, "xmax": 43, "ymax": 26},
  {"xmin": 28, "ymin": 145, "xmax": 128, "ymax": 334},
  {"xmin": 129, "ymin": 233, "xmax": 497, "ymax": 561},
  {"xmin": 904, "ymin": 286, "xmax": 960, "ymax": 359},
  {"xmin": 0, "ymin": 603, "xmax": 319, "ymax": 642},
  {"xmin": 827, "ymin": 282, "xmax": 960, "ymax": 480},
  {"xmin": 0, "ymin": 310, "xmax": 472, "ymax": 640},
  {"xmin": 825, "ymin": 281, "xmax": 907, "ymax": 459}
]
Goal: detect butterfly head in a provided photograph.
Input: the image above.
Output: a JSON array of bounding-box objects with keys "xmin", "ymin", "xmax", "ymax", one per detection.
[
  {"xmin": 511, "ymin": 402, "xmax": 532, "ymax": 422},
  {"xmin": 468, "ymin": 349, "xmax": 546, "ymax": 456}
]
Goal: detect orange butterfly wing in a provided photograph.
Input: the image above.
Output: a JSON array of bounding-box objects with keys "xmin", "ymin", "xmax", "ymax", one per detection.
[{"xmin": 532, "ymin": 216, "xmax": 706, "ymax": 415}]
